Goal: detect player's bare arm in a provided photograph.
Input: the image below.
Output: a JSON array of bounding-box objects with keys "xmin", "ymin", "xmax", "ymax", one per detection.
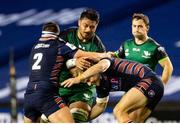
[
  {"xmin": 61, "ymin": 59, "xmax": 111, "ymax": 87},
  {"xmin": 159, "ymin": 57, "xmax": 173, "ymax": 85},
  {"xmin": 74, "ymin": 49, "xmax": 111, "ymax": 62}
]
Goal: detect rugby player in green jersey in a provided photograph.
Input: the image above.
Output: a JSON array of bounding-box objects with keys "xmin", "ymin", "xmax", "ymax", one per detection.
[
  {"xmin": 108, "ymin": 13, "xmax": 173, "ymax": 122},
  {"xmin": 110, "ymin": 13, "xmax": 173, "ymax": 85},
  {"xmin": 58, "ymin": 9, "xmax": 106, "ymax": 122}
]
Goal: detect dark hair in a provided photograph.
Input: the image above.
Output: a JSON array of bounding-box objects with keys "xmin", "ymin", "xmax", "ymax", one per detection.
[
  {"xmin": 132, "ymin": 13, "xmax": 149, "ymax": 27},
  {"xmin": 42, "ymin": 22, "xmax": 60, "ymax": 34},
  {"xmin": 80, "ymin": 9, "xmax": 100, "ymax": 23}
]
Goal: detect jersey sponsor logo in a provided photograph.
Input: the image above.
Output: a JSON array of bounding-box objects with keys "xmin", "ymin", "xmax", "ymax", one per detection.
[
  {"xmin": 83, "ymin": 93, "xmax": 91, "ymax": 100},
  {"xmin": 157, "ymin": 47, "xmax": 165, "ymax": 52},
  {"xmin": 110, "ymin": 78, "xmax": 119, "ymax": 90},
  {"xmin": 132, "ymin": 48, "xmax": 140, "ymax": 52},
  {"xmin": 142, "ymin": 51, "xmax": 151, "ymax": 58},
  {"xmin": 125, "ymin": 49, "xmax": 129, "ymax": 56},
  {"xmin": 34, "ymin": 43, "xmax": 50, "ymax": 49},
  {"xmin": 148, "ymin": 90, "xmax": 155, "ymax": 97},
  {"xmin": 78, "ymin": 44, "xmax": 85, "ymax": 50},
  {"xmin": 66, "ymin": 42, "xmax": 77, "ymax": 50}
]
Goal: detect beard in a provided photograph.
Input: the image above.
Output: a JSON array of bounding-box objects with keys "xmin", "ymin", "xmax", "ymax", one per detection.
[
  {"xmin": 80, "ymin": 32, "xmax": 93, "ymax": 40},
  {"xmin": 134, "ymin": 34, "xmax": 145, "ymax": 40}
]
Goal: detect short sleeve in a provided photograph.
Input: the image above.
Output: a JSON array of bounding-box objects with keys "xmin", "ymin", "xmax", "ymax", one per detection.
[
  {"xmin": 155, "ymin": 46, "xmax": 168, "ymax": 61},
  {"xmin": 58, "ymin": 42, "xmax": 78, "ymax": 59},
  {"xmin": 115, "ymin": 43, "xmax": 125, "ymax": 58}
]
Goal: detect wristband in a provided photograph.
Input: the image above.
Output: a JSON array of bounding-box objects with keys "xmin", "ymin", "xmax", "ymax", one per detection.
[{"xmin": 66, "ymin": 59, "xmax": 76, "ymax": 69}]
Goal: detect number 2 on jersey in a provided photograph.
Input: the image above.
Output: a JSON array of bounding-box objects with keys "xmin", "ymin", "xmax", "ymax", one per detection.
[{"xmin": 32, "ymin": 53, "xmax": 43, "ymax": 70}]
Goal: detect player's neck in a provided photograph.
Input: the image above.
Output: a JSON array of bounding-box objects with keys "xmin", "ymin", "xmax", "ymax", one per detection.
[
  {"xmin": 39, "ymin": 34, "xmax": 57, "ymax": 41},
  {"xmin": 77, "ymin": 30, "xmax": 89, "ymax": 43},
  {"xmin": 135, "ymin": 36, "xmax": 149, "ymax": 45}
]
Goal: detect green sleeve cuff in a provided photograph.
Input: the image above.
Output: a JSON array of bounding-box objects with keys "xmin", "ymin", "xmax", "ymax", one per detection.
[
  {"xmin": 114, "ymin": 51, "xmax": 120, "ymax": 58},
  {"xmin": 158, "ymin": 57, "xmax": 168, "ymax": 63}
]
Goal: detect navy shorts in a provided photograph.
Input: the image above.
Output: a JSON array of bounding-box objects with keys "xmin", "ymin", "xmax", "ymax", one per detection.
[
  {"xmin": 135, "ymin": 73, "xmax": 164, "ymax": 110},
  {"xmin": 24, "ymin": 81, "xmax": 66, "ymax": 121}
]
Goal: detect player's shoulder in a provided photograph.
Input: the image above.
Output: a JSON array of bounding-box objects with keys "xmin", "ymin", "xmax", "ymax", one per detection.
[
  {"xmin": 148, "ymin": 38, "xmax": 167, "ymax": 54},
  {"xmin": 125, "ymin": 38, "xmax": 134, "ymax": 42},
  {"xmin": 92, "ymin": 34, "xmax": 106, "ymax": 51},
  {"xmin": 93, "ymin": 33, "xmax": 102, "ymax": 42},
  {"xmin": 123, "ymin": 38, "xmax": 134, "ymax": 45},
  {"xmin": 148, "ymin": 37, "xmax": 161, "ymax": 46}
]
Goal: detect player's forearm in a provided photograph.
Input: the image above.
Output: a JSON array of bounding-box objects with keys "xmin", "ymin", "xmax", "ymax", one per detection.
[
  {"xmin": 77, "ymin": 60, "xmax": 110, "ymax": 83},
  {"xmin": 89, "ymin": 102, "xmax": 107, "ymax": 120},
  {"xmin": 159, "ymin": 57, "xmax": 173, "ymax": 85},
  {"xmin": 161, "ymin": 64, "xmax": 173, "ymax": 85},
  {"xmin": 77, "ymin": 63, "xmax": 104, "ymax": 82},
  {"xmin": 75, "ymin": 50, "xmax": 110, "ymax": 61}
]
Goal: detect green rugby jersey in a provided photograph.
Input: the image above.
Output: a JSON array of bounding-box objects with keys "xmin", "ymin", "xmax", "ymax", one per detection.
[
  {"xmin": 58, "ymin": 27, "xmax": 106, "ymax": 95},
  {"xmin": 115, "ymin": 38, "xmax": 167, "ymax": 71}
]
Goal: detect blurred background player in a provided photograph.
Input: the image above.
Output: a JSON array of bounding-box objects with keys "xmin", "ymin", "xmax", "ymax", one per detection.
[
  {"xmin": 58, "ymin": 8, "xmax": 106, "ymax": 122},
  {"xmin": 109, "ymin": 13, "xmax": 173, "ymax": 85},
  {"xmin": 61, "ymin": 57, "xmax": 165, "ymax": 123}
]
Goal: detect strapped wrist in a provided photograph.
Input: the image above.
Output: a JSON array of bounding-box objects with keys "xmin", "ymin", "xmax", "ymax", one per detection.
[{"xmin": 66, "ymin": 58, "xmax": 76, "ymax": 69}]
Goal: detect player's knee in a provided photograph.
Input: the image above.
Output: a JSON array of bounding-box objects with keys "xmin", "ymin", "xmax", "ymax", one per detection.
[
  {"xmin": 113, "ymin": 106, "xmax": 121, "ymax": 118},
  {"xmin": 24, "ymin": 116, "xmax": 33, "ymax": 123},
  {"xmin": 129, "ymin": 112, "xmax": 140, "ymax": 122},
  {"xmin": 70, "ymin": 108, "xmax": 89, "ymax": 122},
  {"xmin": 113, "ymin": 104, "xmax": 127, "ymax": 119}
]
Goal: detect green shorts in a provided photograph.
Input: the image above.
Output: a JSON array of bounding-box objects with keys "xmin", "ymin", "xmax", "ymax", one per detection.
[{"xmin": 59, "ymin": 84, "xmax": 96, "ymax": 106}]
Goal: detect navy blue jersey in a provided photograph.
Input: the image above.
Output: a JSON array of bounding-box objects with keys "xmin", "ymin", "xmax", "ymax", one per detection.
[
  {"xmin": 96, "ymin": 58, "xmax": 164, "ymax": 110},
  {"xmin": 24, "ymin": 37, "xmax": 79, "ymax": 120},
  {"xmin": 96, "ymin": 58, "xmax": 156, "ymax": 97},
  {"xmin": 28, "ymin": 38, "xmax": 78, "ymax": 87},
  {"xmin": 106, "ymin": 58, "xmax": 152, "ymax": 78}
]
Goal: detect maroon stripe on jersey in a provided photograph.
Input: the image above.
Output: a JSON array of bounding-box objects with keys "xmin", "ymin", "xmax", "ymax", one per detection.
[
  {"xmin": 52, "ymin": 81, "xmax": 59, "ymax": 86},
  {"xmin": 113, "ymin": 58, "xmax": 120, "ymax": 69},
  {"xmin": 139, "ymin": 67, "xmax": 145, "ymax": 78},
  {"xmin": 53, "ymin": 63, "xmax": 63, "ymax": 70},
  {"xmin": 126, "ymin": 62, "xmax": 136, "ymax": 74},
  {"xmin": 134, "ymin": 64, "xmax": 143, "ymax": 75},
  {"xmin": 51, "ymin": 70, "xmax": 59, "ymax": 73},
  {"xmin": 55, "ymin": 97, "xmax": 63, "ymax": 104},
  {"xmin": 137, "ymin": 81, "xmax": 149, "ymax": 91},
  {"xmin": 118, "ymin": 61, "xmax": 129, "ymax": 73},
  {"xmin": 141, "ymin": 78, "xmax": 152, "ymax": 85},
  {"xmin": 56, "ymin": 56, "xmax": 64, "ymax": 62},
  {"xmin": 59, "ymin": 103, "xmax": 65, "ymax": 108},
  {"xmin": 54, "ymin": 97, "xmax": 66, "ymax": 108},
  {"xmin": 50, "ymin": 77, "xmax": 58, "ymax": 80},
  {"xmin": 51, "ymin": 71, "xmax": 59, "ymax": 77}
]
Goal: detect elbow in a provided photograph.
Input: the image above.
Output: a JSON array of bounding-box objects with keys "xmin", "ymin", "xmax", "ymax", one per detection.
[
  {"xmin": 95, "ymin": 63, "xmax": 107, "ymax": 73},
  {"xmin": 97, "ymin": 59, "xmax": 111, "ymax": 72}
]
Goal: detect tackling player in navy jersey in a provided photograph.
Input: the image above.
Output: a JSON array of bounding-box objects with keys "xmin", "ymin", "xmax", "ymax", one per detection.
[
  {"xmin": 23, "ymin": 22, "xmax": 110, "ymax": 123},
  {"xmin": 61, "ymin": 58, "xmax": 164, "ymax": 123}
]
